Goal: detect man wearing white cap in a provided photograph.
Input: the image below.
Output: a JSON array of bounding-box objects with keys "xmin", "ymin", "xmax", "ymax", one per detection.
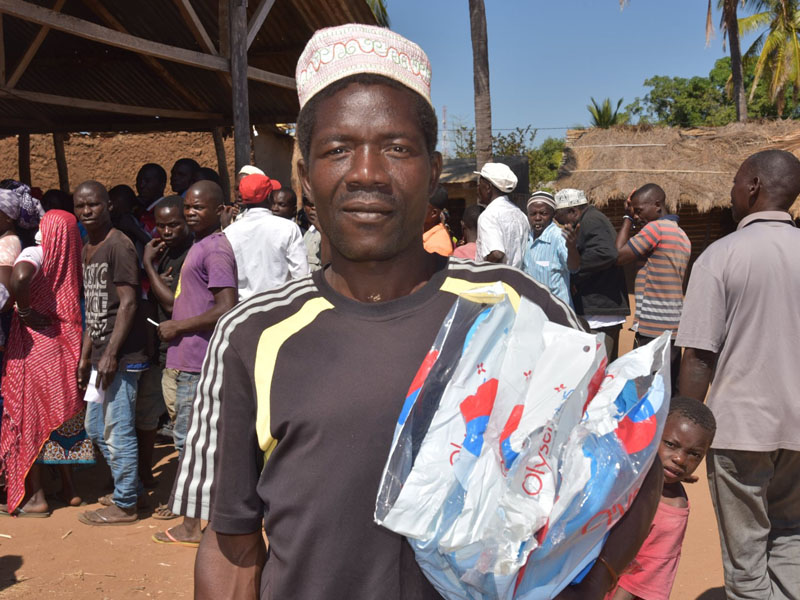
[
  {"xmin": 181, "ymin": 23, "xmax": 660, "ymax": 600},
  {"xmin": 554, "ymin": 189, "xmax": 629, "ymax": 360},
  {"xmin": 474, "ymin": 162, "xmax": 529, "ymax": 267}
]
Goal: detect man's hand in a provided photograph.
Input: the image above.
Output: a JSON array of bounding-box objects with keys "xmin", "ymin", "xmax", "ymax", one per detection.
[
  {"xmin": 20, "ymin": 308, "xmax": 52, "ymax": 331},
  {"xmin": 158, "ymin": 319, "xmax": 182, "ymax": 342},
  {"xmin": 95, "ymin": 352, "xmax": 119, "ymax": 391},
  {"xmin": 624, "ymin": 188, "xmax": 636, "ymax": 218},
  {"xmin": 76, "ymin": 358, "xmax": 92, "ymax": 391},
  {"xmin": 221, "ymin": 205, "xmax": 238, "ymax": 229},
  {"xmin": 143, "ymin": 238, "xmax": 166, "ymax": 265},
  {"xmin": 563, "ymin": 223, "xmax": 580, "ymax": 248},
  {"xmin": 159, "ymin": 266, "xmax": 174, "ymax": 287}
]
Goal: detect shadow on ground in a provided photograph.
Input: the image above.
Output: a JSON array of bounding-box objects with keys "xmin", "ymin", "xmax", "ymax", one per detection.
[
  {"xmin": 696, "ymin": 587, "xmax": 726, "ymax": 600},
  {"xmin": 0, "ymin": 555, "xmax": 23, "ymax": 591}
]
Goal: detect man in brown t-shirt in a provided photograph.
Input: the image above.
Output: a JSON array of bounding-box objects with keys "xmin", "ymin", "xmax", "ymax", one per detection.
[
  {"xmin": 179, "ymin": 25, "xmax": 663, "ymax": 600},
  {"xmin": 74, "ymin": 181, "xmax": 148, "ymax": 526}
]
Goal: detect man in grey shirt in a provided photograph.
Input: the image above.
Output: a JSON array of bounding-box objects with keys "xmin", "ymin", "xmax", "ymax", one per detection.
[{"xmin": 677, "ymin": 149, "xmax": 800, "ymax": 600}]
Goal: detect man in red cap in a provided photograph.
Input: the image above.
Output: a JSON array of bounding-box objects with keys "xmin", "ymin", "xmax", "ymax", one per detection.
[{"xmin": 223, "ymin": 173, "xmax": 308, "ymax": 301}]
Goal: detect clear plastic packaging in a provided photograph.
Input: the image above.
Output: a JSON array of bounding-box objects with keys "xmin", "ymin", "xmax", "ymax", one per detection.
[{"xmin": 375, "ymin": 285, "xmax": 671, "ymax": 599}]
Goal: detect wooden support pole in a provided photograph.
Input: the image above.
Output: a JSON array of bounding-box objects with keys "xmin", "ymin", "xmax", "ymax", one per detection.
[
  {"xmin": 0, "ymin": 14, "xmax": 5, "ymax": 85},
  {"xmin": 8, "ymin": 0, "xmax": 66, "ymax": 88},
  {"xmin": 212, "ymin": 127, "xmax": 231, "ymax": 203},
  {"xmin": 229, "ymin": 0, "xmax": 250, "ymax": 172},
  {"xmin": 53, "ymin": 132, "xmax": 69, "ymax": 192},
  {"xmin": 18, "ymin": 133, "xmax": 31, "ymax": 185},
  {"xmin": 246, "ymin": 0, "xmax": 276, "ymax": 49}
]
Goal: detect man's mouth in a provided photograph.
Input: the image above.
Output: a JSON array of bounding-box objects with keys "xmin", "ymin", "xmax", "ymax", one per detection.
[{"xmin": 663, "ymin": 465, "xmax": 683, "ymax": 479}]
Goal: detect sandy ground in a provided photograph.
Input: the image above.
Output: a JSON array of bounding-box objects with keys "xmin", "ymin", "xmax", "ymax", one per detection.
[{"xmin": 0, "ymin": 326, "xmax": 726, "ymax": 599}]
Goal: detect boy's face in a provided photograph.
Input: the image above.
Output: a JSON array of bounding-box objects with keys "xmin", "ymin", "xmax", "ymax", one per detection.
[
  {"xmin": 659, "ymin": 416, "xmax": 712, "ymax": 484},
  {"xmin": 155, "ymin": 205, "xmax": 190, "ymax": 248}
]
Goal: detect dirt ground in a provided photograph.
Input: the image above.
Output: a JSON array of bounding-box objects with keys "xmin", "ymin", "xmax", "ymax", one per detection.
[{"xmin": 0, "ymin": 326, "xmax": 726, "ymax": 600}]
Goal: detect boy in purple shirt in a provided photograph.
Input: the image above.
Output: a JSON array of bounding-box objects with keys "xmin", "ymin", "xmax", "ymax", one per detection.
[{"xmin": 154, "ymin": 180, "xmax": 237, "ymax": 546}]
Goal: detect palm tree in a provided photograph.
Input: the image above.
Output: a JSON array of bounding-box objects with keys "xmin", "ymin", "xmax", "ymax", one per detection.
[
  {"xmin": 708, "ymin": 0, "xmax": 749, "ymax": 121},
  {"xmin": 587, "ymin": 97, "xmax": 628, "ymax": 128},
  {"xmin": 366, "ymin": 0, "xmax": 390, "ymax": 27},
  {"xmin": 624, "ymin": 1, "xmax": 748, "ymax": 121},
  {"xmin": 739, "ymin": 0, "xmax": 800, "ymax": 115},
  {"xmin": 469, "ymin": 0, "xmax": 493, "ymax": 168}
]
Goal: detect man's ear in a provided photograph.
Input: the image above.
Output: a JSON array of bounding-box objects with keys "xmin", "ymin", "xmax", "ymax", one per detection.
[
  {"xmin": 298, "ymin": 158, "xmax": 312, "ymax": 201},
  {"xmin": 429, "ymin": 151, "xmax": 443, "ymax": 195},
  {"xmin": 749, "ymin": 175, "xmax": 761, "ymax": 208}
]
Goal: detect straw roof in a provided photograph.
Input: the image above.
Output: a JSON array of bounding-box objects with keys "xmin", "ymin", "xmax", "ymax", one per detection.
[{"xmin": 556, "ymin": 120, "xmax": 800, "ymax": 218}]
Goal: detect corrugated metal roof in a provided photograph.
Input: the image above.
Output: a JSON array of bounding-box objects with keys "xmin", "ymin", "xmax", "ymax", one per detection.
[{"xmin": 0, "ymin": 0, "xmax": 378, "ymax": 134}]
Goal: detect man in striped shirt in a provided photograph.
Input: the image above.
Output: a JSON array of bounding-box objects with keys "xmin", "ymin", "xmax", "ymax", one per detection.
[{"xmin": 616, "ymin": 184, "xmax": 691, "ymax": 389}]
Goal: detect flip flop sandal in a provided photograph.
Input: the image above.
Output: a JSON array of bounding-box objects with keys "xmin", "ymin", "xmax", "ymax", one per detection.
[
  {"xmin": 78, "ymin": 508, "xmax": 138, "ymax": 526},
  {"xmin": 0, "ymin": 507, "xmax": 50, "ymax": 518},
  {"xmin": 151, "ymin": 527, "xmax": 200, "ymax": 548},
  {"xmin": 152, "ymin": 503, "xmax": 180, "ymax": 520}
]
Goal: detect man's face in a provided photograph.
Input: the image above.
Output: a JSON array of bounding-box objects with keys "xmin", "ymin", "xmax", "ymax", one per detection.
[
  {"xmin": 299, "ymin": 82, "xmax": 441, "ymax": 263},
  {"xmin": 155, "ymin": 205, "xmax": 190, "ymax": 247},
  {"xmin": 171, "ymin": 163, "xmax": 194, "ymax": 195},
  {"xmin": 527, "ymin": 202, "xmax": 554, "ymax": 237},
  {"xmin": 730, "ymin": 161, "xmax": 754, "ymax": 223},
  {"xmin": 303, "ymin": 197, "xmax": 318, "ymax": 228},
  {"xmin": 184, "ymin": 189, "xmax": 221, "ymax": 235},
  {"xmin": 554, "ymin": 207, "xmax": 578, "ymax": 227},
  {"xmin": 476, "ymin": 178, "xmax": 491, "ymax": 205},
  {"xmin": 136, "ymin": 168, "xmax": 165, "ymax": 201},
  {"xmin": 423, "ymin": 205, "xmax": 441, "ymax": 231},
  {"xmin": 74, "ymin": 188, "xmax": 111, "ymax": 231},
  {"xmin": 271, "ymin": 190, "xmax": 296, "ymax": 219},
  {"xmin": 630, "ymin": 195, "xmax": 661, "ymax": 227}
]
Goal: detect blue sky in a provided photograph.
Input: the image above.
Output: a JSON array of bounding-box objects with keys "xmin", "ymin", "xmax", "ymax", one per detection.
[{"xmin": 387, "ymin": 1, "xmax": 763, "ymax": 151}]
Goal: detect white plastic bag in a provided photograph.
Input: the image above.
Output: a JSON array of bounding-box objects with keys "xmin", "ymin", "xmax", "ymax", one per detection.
[{"xmin": 375, "ymin": 287, "xmax": 671, "ymax": 599}]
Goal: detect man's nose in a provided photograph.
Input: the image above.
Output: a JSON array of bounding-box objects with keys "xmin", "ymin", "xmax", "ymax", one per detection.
[{"xmin": 346, "ymin": 146, "xmax": 390, "ymax": 188}]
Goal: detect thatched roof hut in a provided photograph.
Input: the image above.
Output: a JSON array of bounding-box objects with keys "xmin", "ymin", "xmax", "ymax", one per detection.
[{"xmin": 556, "ymin": 121, "xmax": 800, "ymax": 218}]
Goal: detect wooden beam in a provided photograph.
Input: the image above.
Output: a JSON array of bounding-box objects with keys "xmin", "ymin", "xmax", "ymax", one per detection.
[
  {"xmin": 212, "ymin": 127, "xmax": 231, "ymax": 203},
  {"xmin": 0, "ymin": 14, "xmax": 5, "ymax": 85},
  {"xmin": 18, "ymin": 133, "xmax": 31, "ymax": 185},
  {"xmin": 0, "ymin": 86, "xmax": 223, "ymax": 120},
  {"xmin": 173, "ymin": 0, "xmax": 217, "ymax": 56},
  {"xmin": 0, "ymin": 0, "xmax": 295, "ymax": 89},
  {"xmin": 53, "ymin": 132, "xmax": 69, "ymax": 192},
  {"xmin": 246, "ymin": 0, "xmax": 276, "ymax": 49},
  {"xmin": 229, "ymin": 0, "xmax": 250, "ymax": 172},
  {"xmin": 80, "ymin": 0, "xmax": 213, "ymax": 112},
  {"xmin": 218, "ymin": 0, "xmax": 229, "ymax": 58},
  {"xmin": 7, "ymin": 0, "xmax": 66, "ymax": 88}
]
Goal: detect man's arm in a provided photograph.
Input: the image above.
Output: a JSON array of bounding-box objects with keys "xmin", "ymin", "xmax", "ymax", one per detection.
[
  {"xmin": 555, "ymin": 457, "xmax": 663, "ymax": 599},
  {"xmin": 142, "ymin": 239, "xmax": 176, "ymax": 312},
  {"xmin": 158, "ymin": 287, "xmax": 237, "ymax": 342},
  {"xmin": 484, "ymin": 250, "xmax": 505, "ymax": 263},
  {"xmin": 576, "ymin": 221, "xmax": 618, "ymax": 273},
  {"xmin": 96, "ymin": 283, "xmax": 137, "ymax": 390},
  {"xmin": 563, "ymin": 224, "xmax": 581, "ymax": 272},
  {"xmin": 678, "ymin": 347, "xmax": 717, "ymax": 401},
  {"xmin": 286, "ymin": 228, "xmax": 310, "ymax": 279},
  {"xmin": 195, "ymin": 530, "xmax": 266, "ymax": 599},
  {"xmin": 615, "ymin": 217, "xmax": 640, "ymax": 266},
  {"xmin": 76, "ymin": 328, "xmax": 93, "ymax": 391}
]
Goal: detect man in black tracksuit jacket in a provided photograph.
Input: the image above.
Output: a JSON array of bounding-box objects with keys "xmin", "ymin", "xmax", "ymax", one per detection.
[{"xmin": 555, "ymin": 189, "xmax": 629, "ymax": 360}]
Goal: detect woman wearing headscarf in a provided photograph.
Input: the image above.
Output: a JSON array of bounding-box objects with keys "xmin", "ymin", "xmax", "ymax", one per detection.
[{"xmin": 0, "ymin": 209, "xmax": 90, "ymax": 516}]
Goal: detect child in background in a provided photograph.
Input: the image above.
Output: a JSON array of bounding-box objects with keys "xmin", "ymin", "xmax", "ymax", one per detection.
[{"xmin": 609, "ymin": 396, "xmax": 716, "ymax": 600}]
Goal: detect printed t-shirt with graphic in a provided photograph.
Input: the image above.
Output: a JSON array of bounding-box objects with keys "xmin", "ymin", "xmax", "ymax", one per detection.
[
  {"xmin": 199, "ymin": 257, "xmax": 581, "ymax": 600},
  {"xmin": 166, "ymin": 232, "xmax": 236, "ymax": 373},
  {"xmin": 82, "ymin": 229, "xmax": 148, "ymax": 370},
  {"xmin": 149, "ymin": 239, "xmax": 192, "ymax": 366},
  {"xmin": 627, "ymin": 215, "xmax": 691, "ymax": 338}
]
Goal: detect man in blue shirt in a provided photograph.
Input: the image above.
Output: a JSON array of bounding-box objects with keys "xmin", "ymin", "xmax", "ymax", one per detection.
[{"xmin": 522, "ymin": 191, "xmax": 580, "ymax": 307}]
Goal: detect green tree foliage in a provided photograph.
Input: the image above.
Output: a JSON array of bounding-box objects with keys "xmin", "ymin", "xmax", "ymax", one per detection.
[
  {"xmin": 365, "ymin": 0, "xmax": 390, "ymax": 26},
  {"xmin": 452, "ymin": 125, "xmax": 565, "ymax": 187},
  {"xmin": 739, "ymin": 0, "xmax": 800, "ymax": 115},
  {"xmin": 587, "ymin": 97, "xmax": 629, "ymax": 128},
  {"xmin": 625, "ymin": 56, "xmax": 800, "ymax": 126}
]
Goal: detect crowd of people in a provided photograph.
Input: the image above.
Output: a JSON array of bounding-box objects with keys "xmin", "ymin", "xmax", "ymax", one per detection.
[{"xmin": 0, "ymin": 21, "xmax": 797, "ymax": 600}]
